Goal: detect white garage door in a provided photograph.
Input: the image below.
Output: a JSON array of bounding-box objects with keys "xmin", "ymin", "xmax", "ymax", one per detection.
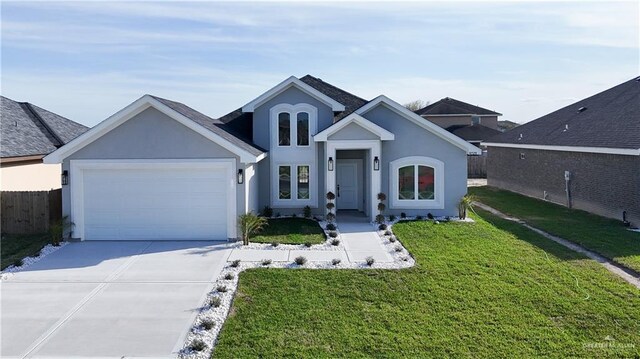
[{"xmin": 78, "ymin": 162, "xmax": 232, "ymax": 240}]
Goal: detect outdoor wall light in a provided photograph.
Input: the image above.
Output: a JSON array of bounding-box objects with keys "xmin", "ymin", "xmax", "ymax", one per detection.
[
  {"xmin": 61, "ymin": 170, "xmax": 69, "ymax": 186},
  {"xmin": 328, "ymin": 157, "xmax": 334, "ymax": 171},
  {"xmin": 373, "ymin": 156, "xmax": 380, "ymax": 171},
  {"xmin": 237, "ymin": 169, "xmax": 244, "ymax": 184}
]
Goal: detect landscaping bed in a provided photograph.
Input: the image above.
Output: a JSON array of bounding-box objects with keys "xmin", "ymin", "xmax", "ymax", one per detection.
[
  {"xmin": 1, "ymin": 233, "xmax": 51, "ymax": 270},
  {"xmin": 212, "ymin": 211, "xmax": 640, "ymax": 358},
  {"xmin": 470, "ymin": 186, "xmax": 640, "ymax": 272},
  {"xmin": 250, "ymin": 218, "xmax": 326, "ymax": 245}
]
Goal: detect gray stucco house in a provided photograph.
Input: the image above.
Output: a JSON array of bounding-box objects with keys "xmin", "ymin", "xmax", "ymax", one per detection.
[
  {"xmin": 484, "ymin": 77, "xmax": 640, "ymax": 226},
  {"xmin": 44, "ymin": 75, "xmax": 479, "ymax": 241}
]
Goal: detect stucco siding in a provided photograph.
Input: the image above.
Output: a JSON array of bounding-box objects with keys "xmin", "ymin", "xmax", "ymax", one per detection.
[
  {"xmin": 362, "ymin": 104, "xmax": 468, "ymax": 217},
  {"xmin": 328, "ymin": 123, "xmax": 380, "ymax": 141},
  {"xmin": 487, "ymin": 146, "xmax": 640, "ymax": 226}
]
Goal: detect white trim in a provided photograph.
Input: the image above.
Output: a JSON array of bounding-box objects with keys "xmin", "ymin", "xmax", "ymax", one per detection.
[
  {"xmin": 242, "ymin": 76, "xmax": 345, "ymax": 112},
  {"xmin": 313, "ymin": 113, "xmax": 395, "ymax": 142},
  {"xmin": 70, "ymin": 159, "xmax": 237, "ymax": 240},
  {"xmin": 271, "ymin": 163, "xmax": 318, "ymax": 208},
  {"xmin": 43, "ymin": 95, "xmax": 265, "ymax": 164},
  {"xmin": 482, "ymin": 142, "xmax": 640, "ymax": 156},
  {"xmin": 270, "ymin": 103, "xmax": 318, "ymax": 149},
  {"xmin": 389, "ymin": 156, "xmax": 445, "ymax": 210},
  {"xmin": 356, "ymin": 95, "xmax": 481, "ymax": 155}
]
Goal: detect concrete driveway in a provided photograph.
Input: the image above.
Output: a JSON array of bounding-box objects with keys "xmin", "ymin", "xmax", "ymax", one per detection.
[{"xmin": 1, "ymin": 241, "xmax": 231, "ymax": 358}]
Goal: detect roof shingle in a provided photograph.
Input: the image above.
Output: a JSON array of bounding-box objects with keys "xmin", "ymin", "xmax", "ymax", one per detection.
[{"xmin": 416, "ymin": 97, "xmax": 501, "ymax": 116}]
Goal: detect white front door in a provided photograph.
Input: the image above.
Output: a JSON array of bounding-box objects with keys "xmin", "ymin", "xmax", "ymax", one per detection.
[{"xmin": 336, "ymin": 161, "xmax": 358, "ymax": 209}]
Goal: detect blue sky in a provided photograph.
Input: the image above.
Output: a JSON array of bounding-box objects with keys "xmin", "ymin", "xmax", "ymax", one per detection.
[{"xmin": 2, "ymin": 1, "xmax": 638, "ymax": 126}]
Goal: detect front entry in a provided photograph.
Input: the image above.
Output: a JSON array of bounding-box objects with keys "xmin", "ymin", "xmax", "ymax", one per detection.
[{"xmin": 336, "ymin": 160, "xmax": 360, "ymax": 209}]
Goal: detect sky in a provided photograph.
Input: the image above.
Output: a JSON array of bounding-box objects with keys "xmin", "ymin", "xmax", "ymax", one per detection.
[{"xmin": 1, "ymin": 1, "xmax": 638, "ymax": 127}]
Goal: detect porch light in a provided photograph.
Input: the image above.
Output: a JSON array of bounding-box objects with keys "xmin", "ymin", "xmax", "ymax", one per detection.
[
  {"xmin": 328, "ymin": 157, "xmax": 334, "ymax": 171},
  {"xmin": 373, "ymin": 156, "xmax": 380, "ymax": 171},
  {"xmin": 61, "ymin": 170, "xmax": 69, "ymax": 186},
  {"xmin": 237, "ymin": 169, "xmax": 244, "ymax": 184}
]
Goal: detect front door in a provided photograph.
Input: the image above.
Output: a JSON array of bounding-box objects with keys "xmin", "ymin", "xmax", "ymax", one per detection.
[{"xmin": 336, "ymin": 161, "xmax": 358, "ymax": 209}]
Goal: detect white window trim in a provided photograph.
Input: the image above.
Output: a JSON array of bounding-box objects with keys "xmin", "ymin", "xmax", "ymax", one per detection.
[
  {"xmin": 389, "ymin": 156, "xmax": 444, "ymax": 209},
  {"xmin": 270, "ymin": 104, "xmax": 317, "ymax": 150},
  {"xmin": 272, "ymin": 163, "xmax": 317, "ymax": 208}
]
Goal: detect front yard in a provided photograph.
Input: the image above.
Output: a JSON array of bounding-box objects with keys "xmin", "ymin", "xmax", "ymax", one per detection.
[
  {"xmin": 250, "ymin": 218, "xmax": 326, "ymax": 245},
  {"xmin": 213, "ymin": 211, "xmax": 639, "ymax": 357},
  {"xmin": 469, "ymin": 186, "xmax": 640, "ymax": 272},
  {"xmin": 1, "ymin": 233, "xmax": 50, "ymax": 270}
]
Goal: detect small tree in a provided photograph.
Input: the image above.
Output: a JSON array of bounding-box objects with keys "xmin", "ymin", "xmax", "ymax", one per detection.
[
  {"xmin": 403, "ymin": 99, "xmax": 430, "ymax": 112},
  {"xmin": 326, "ymin": 191, "xmax": 336, "ymax": 223},
  {"xmin": 49, "ymin": 216, "xmax": 74, "ymax": 246},
  {"xmin": 458, "ymin": 194, "xmax": 476, "ymax": 220},
  {"xmin": 376, "ymin": 193, "xmax": 387, "ymax": 224},
  {"xmin": 238, "ymin": 212, "xmax": 268, "ymax": 245}
]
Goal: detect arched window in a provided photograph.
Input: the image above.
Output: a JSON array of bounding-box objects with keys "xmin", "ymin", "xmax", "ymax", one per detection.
[
  {"xmin": 278, "ymin": 112, "xmax": 290, "ymax": 146},
  {"xmin": 390, "ymin": 156, "xmax": 444, "ymax": 209}
]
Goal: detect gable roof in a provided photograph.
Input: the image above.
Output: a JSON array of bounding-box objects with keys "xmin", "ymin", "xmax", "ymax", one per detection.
[
  {"xmin": 314, "ymin": 113, "xmax": 395, "ymax": 141},
  {"xmin": 44, "ymin": 95, "xmax": 266, "ymax": 164},
  {"xmin": 299, "ymin": 75, "xmax": 369, "ymax": 122},
  {"xmin": 241, "ymin": 76, "xmax": 345, "ymax": 113},
  {"xmin": 1, "ymin": 96, "xmax": 89, "ymax": 158},
  {"xmin": 446, "ymin": 124, "xmax": 501, "ymax": 142},
  {"xmin": 356, "ymin": 95, "xmax": 481, "ymax": 154},
  {"xmin": 485, "ymin": 77, "xmax": 640, "ymax": 154},
  {"xmin": 416, "ymin": 97, "xmax": 502, "ymax": 116}
]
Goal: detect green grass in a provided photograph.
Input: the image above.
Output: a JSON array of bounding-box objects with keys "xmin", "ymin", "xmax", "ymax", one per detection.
[
  {"xmin": 1, "ymin": 233, "xmax": 51, "ymax": 270},
  {"xmin": 470, "ymin": 186, "xmax": 640, "ymax": 272},
  {"xmin": 214, "ymin": 211, "xmax": 639, "ymax": 358},
  {"xmin": 251, "ymin": 218, "xmax": 326, "ymax": 245}
]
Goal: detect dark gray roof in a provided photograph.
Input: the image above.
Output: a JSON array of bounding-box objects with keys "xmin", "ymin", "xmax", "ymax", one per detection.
[
  {"xmin": 486, "ymin": 77, "xmax": 640, "ymax": 150},
  {"xmin": 299, "ymin": 75, "xmax": 369, "ymax": 122},
  {"xmin": 446, "ymin": 124, "xmax": 501, "ymax": 142},
  {"xmin": 416, "ymin": 97, "xmax": 501, "ymax": 116},
  {"xmin": 1, "ymin": 96, "xmax": 89, "ymax": 158},
  {"xmin": 150, "ymin": 95, "xmax": 265, "ymax": 156}
]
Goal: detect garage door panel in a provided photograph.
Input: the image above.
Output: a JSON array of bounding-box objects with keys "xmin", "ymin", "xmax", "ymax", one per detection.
[{"xmin": 79, "ymin": 164, "xmax": 231, "ymax": 240}]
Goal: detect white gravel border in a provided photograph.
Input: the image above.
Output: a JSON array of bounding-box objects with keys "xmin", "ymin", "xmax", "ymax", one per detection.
[
  {"xmin": 241, "ymin": 216, "xmax": 344, "ymax": 251},
  {"xmin": 0, "ymin": 242, "xmax": 69, "ymax": 280}
]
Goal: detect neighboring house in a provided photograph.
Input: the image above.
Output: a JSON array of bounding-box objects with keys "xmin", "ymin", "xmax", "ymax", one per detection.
[
  {"xmin": 484, "ymin": 77, "xmax": 640, "ymax": 226},
  {"xmin": 414, "ymin": 97, "xmax": 502, "ymax": 147},
  {"xmin": 44, "ymin": 75, "xmax": 479, "ymax": 241},
  {"xmin": 497, "ymin": 119, "xmax": 519, "ymax": 133},
  {"xmin": 1, "ymin": 96, "xmax": 88, "ymax": 191}
]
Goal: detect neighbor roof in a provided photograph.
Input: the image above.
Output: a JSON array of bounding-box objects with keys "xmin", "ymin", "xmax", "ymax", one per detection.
[
  {"xmin": 1, "ymin": 96, "xmax": 88, "ymax": 158},
  {"xmin": 416, "ymin": 97, "xmax": 502, "ymax": 116},
  {"xmin": 485, "ymin": 77, "xmax": 640, "ymax": 150},
  {"xmin": 446, "ymin": 124, "xmax": 501, "ymax": 142}
]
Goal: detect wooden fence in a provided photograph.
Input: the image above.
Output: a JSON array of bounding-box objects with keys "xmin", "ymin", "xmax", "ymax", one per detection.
[
  {"xmin": 468, "ymin": 155, "xmax": 487, "ymax": 178},
  {"xmin": 1, "ymin": 189, "xmax": 62, "ymax": 234}
]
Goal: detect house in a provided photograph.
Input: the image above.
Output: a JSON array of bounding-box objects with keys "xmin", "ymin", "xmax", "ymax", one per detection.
[
  {"xmin": 43, "ymin": 75, "xmax": 480, "ymax": 241},
  {"xmin": 484, "ymin": 77, "xmax": 640, "ymax": 226},
  {"xmin": 414, "ymin": 97, "xmax": 502, "ymax": 147},
  {"xmin": 1, "ymin": 96, "xmax": 88, "ymax": 191}
]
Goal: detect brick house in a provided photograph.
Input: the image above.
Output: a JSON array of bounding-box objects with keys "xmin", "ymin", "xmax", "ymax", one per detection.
[{"xmin": 484, "ymin": 77, "xmax": 640, "ymax": 226}]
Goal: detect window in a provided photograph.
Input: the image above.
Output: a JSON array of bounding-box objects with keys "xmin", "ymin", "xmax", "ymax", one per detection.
[
  {"xmin": 519, "ymin": 152, "xmax": 525, "ymax": 160},
  {"xmin": 297, "ymin": 165, "xmax": 310, "ymax": 199},
  {"xmin": 390, "ymin": 156, "xmax": 444, "ymax": 209},
  {"xmin": 278, "ymin": 166, "xmax": 291, "ymax": 199},
  {"xmin": 472, "ymin": 116, "xmax": 481, "ymax": 125},
  {"xmin": 297, "ymin": 112, "xmax": 309, "ymax": 146},
  {"xmin": 278, "ymin": 113, "xmax": 290, "ymax": 146}
]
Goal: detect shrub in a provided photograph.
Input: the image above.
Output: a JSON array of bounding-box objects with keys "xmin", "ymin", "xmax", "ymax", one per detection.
[
  {"xmin": 400, "ymin": 212, "xmax": 407, "ymax": 219},
  {"xmin": 325, "ymin": 223, "xmax": 336, "ymax": 231},
  {"xmin": 375, "ymin": 214, "xmax": 385, "ymax": 224},
  {"xmin": 395, "ymin": 246, "xmax": 403, "ymax": 252},
  {"xmin": 326, "ymin": 202, "xmax": 335, "ymax": 210},
  {"xmin": 261, "ymin": 205, "xmax": 273, "ymax": 218},
  {"xmin": 238, "ymin": 212, "xmax": 268, "ymax": 245},
  {"xmin": 427, "ymin": 212, "xmax": 434, "ymax": 220},
  {"xmin": 304, "ymin": 241, "xmax": 312, "ymax": 248},
  {"xmin": 365, "ymin": 256, "xmax": 375, "ymax": 266},
  {"xmin": 331, "ymin": 238, "xmax": 340, "ymax": 246},
  {"xmin": 377, "ymin": 192, "xmax": 387, "ymax": 201},
  {"xmin": 276, "ymin": 212, "xmax": 281, "ymax": 217},
  {"xmin": 328, "ymin": 231, "xmax": 338, "ymax": 238},
  {"xmin": 49, "ymin": 215, "xmax": 73, "ymax": 246},
  {"xmin": 389, "ymin": 236, "xmax": 397, "ymax": 243},
  {"xmin": 416, "ymin": 215, "xmax": 423, "ymax": 220},
  {"xmin": 303, "ymin": 205, "xmax": 312, "ymax": 218},
  {"xmin": 230, "ymin": 259, "xmax": 241, "ymax": 268},
  {"xmin": 216, "ymin": 285, "xmax": 228, "ymax": 293},
  {"xmin": 200, "ymin": 318, "xmax": 215, "ymax": 330},
  {"xmin": 389, "ymin": 214, "xmax": 397, "ymax": 221},
  {"xmin": 458, "ymin": 194, "xmax": 476, "ymax": 220},
  {"xmin": 384, "ymin": 230, "xmax": 392, "ymax": 236},
  {"xmin": 292, "ymin": 213, "xmax": 297, "ymax": 218},
  {"xmin": 326, "ymin": 191, "xmax": 336, "ymax": 200},
  {"xmin": 189, "ymin": 339, "xmax": 207, "ymax": 352},
  {"xmin": 326, "ymin": 212, "xmax": 336, "ymax": 222},
  {"xmin": 377, "ymin": 203, "xmax": 386, "ymax": 212},
  {"xmin": 224, "ymin": 273, "xmax": 235, "ymax": 280},
  {"xmin": 378, "ymin": 224, "xmax": 387, "ymax": 230},
  {"xmin": 209, "ymin": 296, "xmax": 222, "ymax": 308},
  {"xmin": 261, "ymin": 259, "xmax": 272, "ymax": 266},
  {"xmin": 294, "ymin": 256, "xmax": 307, "ymax": 265},
  {"xmin": 271, "ymin": 242, "xmax": 280, "ymax": 247},
  {"xmin": 332, "ymin": 258, "xmax": 342, "ymax": 266}
]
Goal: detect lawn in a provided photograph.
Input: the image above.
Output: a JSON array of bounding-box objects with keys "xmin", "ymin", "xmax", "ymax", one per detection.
[
  {"xmin": 469, "ymin": 186, "xmax": 640, "ymax": 272},
  {"xmin": 214, "ymin": 211, "xmax": 639, "ymax": 358},
  {"xmin": 250, "ymin": 218, "xmax": 326, "ymax": 245},
  {"xmin": 1, "ymin": 233, "xmax": 51, "ymax": 270}
]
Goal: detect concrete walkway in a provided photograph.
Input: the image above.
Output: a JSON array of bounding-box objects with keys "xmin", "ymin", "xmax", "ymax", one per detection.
[
  {"xmin": 228, "ymin": 211, "xmax": 393, "ymax": 263},
  {"xmin": 475, "ymin": 202, "xmax": 640, "ymax": 289}
]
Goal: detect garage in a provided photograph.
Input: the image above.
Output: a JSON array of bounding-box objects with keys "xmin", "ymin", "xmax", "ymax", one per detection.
[{"xmin": 71, "ymin": 160, "xmax": 236, "ymax": 241}]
